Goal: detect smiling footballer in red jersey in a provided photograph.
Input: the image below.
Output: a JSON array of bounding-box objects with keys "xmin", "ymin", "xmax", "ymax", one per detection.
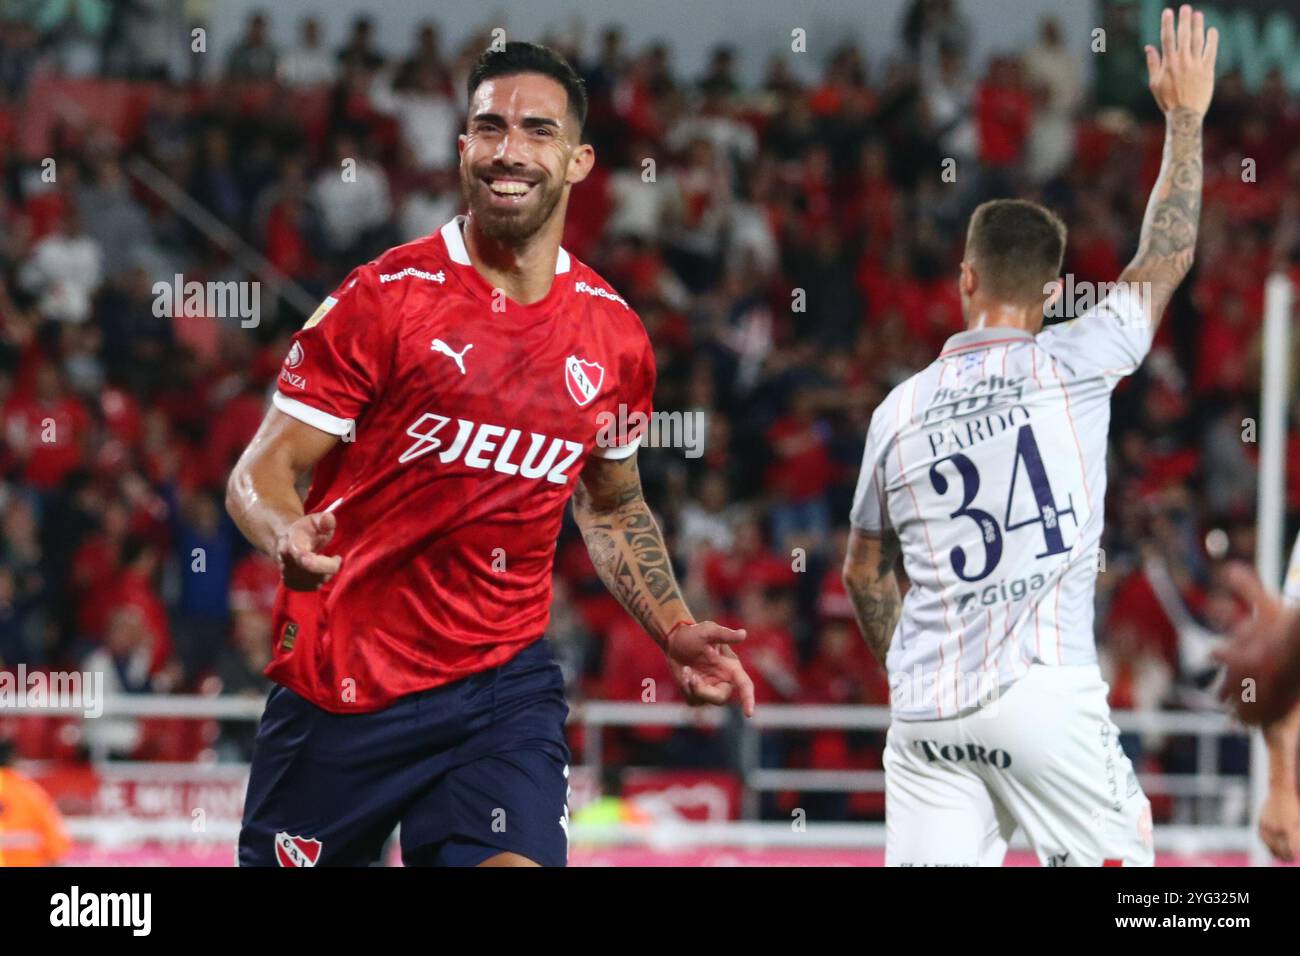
[{"xmin": 226, "ymin": 42, "xmax": 755, "ymax": 868}]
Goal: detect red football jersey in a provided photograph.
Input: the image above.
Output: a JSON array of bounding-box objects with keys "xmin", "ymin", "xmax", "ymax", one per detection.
[{"xmin": 267, "ymin": 216, "xmax": 655, "ymax": 712}]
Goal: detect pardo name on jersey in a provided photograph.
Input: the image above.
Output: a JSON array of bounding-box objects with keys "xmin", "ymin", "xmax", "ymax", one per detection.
[{"xmin": 925, "ymin": 384, "xmax": 1032, "ymax": 457}]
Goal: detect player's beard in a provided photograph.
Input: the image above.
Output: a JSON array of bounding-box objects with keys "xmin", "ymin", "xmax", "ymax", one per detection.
[{"xmin": 462, "ymin": 163, "xmax": 566, "ymax": 245}]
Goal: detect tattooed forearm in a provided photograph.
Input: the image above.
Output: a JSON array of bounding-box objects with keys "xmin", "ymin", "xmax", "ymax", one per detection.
[
  {"xmin": 843, "ymin": 531, "xmax": 902, "ymax": 666},
  {"xmin": 1120, "ymin": 106, "xmax": 1203, "ymax": 324},
  {"xmin": 573, "ymin": 455, "xmax": 691, "ymax": 645}
]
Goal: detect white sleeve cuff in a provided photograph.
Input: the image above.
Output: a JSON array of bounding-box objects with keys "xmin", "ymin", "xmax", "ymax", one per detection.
[
  {"xmin": 273, "ymin": 391, "xmax": 354, "ymax": 436},
  {"xmin": 591, "ymin": 434, "xmax": 642, "ymax": 460}
]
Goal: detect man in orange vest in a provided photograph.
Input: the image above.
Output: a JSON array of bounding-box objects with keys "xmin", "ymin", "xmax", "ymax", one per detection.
[{"xmin": 0, "ymin": 734, "xmax": 71, "ymax": 866}]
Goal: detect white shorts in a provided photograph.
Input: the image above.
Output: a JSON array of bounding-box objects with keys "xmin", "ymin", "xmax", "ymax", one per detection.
[{"xmin": 884, "ymin": 663, "xmax": 1154, "ymax": 867}]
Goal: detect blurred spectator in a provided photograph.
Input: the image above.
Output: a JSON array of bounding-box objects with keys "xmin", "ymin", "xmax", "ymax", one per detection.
[
  {"xmin": 921, "ymin": 45, "xmax": 976, "ymax": 165},
  {"xmin": 0, "ymin": 20, "xmax": 39, "ymax": 100},
  {"xmin": 765, "ymin": 388, "xmax": 835, "ymax": 553},
  {"xmin": 1023, "ymin": 17, "xmax": 1082, "ymax": 183},
  {"xmin": 903, "ymin": 0, "xmax": 970, "ymax": 61},
  {"xmin": 225, "ymin": 12, "xmax": 278, "ymax": 83},
  {"xmin": 2, "ymin": 361, "xmax": 89, "ymax": 492},
  {"xmin": 336, "ymin": 16, "xmax": 385, "ymax": 74},
  {"xmin": 676, "ymin": 471, "xmax": 738, "ymax": 565},
  {"xmin": 171, "ymin": 489, "xmax": 238, "ymax": 674},
  {"xmin": 19, "ymin": 209, "xmax": 103, "ymax": 324},
  {"xmin": 82, "ymin": 605, "xmax": 174, "ymax": 758},
  {"xmin": 209, "ymin": 603, "xmax": 273, "ymax": 761},
  {"xmin": 76, "ymin": 160, "xmax": 153, "ymax": 282},
  {"xmin": 975, "ymin": 55, "xmax": 1031, "ymax": 175},
  {"xmin": 398, "ymin": 168, "xmax": 459, "ymax": 243},
  {"xmin": 729, "ymin": 584, "xmax": 800, "ymax": 703},
  {"xmin": 312, "ymin": 133, "xmax": 393, "ymax": 261},
  {"xmin": 278, "ymin": 17, "xmax": 336, "ymax": 88},
  {"xmin": 369, "ymin": 60, "xmax": 459, "ymax": 172}
]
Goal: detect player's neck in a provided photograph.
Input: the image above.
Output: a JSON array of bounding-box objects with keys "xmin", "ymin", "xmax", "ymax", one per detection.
[
  {"xmin": 462, "ymin": 212, "xmax": 566, "ymax": 306},
  {"xmin": 964, "ymin": 299, "xmax": 1041, "ymax": 335}
]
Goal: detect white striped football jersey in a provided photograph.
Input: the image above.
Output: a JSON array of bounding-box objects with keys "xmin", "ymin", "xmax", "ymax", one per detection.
[{"xmin": 851, "ymin": 287, "xmax": 1152, "ymax": 720}]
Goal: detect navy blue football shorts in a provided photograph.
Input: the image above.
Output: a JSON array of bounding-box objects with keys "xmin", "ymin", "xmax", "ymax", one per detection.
[{"xmin": 238, "ymin": 638, "xmax": 571, "ymax": 867}]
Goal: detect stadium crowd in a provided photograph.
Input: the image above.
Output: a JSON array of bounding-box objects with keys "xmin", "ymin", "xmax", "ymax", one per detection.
[{"xmin": 0, "ymin": 2, "xmax": 1297, "ymax": 823}]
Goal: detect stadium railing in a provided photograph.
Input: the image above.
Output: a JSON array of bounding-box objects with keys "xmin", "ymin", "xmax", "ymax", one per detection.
[{"xmin": 4, "ymin": 694, "xmax": 1258, "ymax": 855}]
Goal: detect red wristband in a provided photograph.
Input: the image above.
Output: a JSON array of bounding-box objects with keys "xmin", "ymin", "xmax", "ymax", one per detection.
[{"xmin": 664, "ymin": 620, "xmax": 694, "ymax": 648}]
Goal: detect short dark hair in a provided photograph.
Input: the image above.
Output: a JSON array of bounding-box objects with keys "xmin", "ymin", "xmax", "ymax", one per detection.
[
  {"xmin": 965, "ymin": 199, "xmax": 1068, "ymax": 304},
  {"xmin": 467, "ymin": 41, "xmax": 588, "ymax": 132}
]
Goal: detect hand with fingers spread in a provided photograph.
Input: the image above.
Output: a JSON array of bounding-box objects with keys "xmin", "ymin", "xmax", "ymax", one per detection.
[
  {"xmin": 1144, "ymin": 4, "xmax": 1219, "ymax": 118},
  {"xmin": 276, "ymin": 511, "xmax": 344, "ymax": 591},
  {"xmin": 1214, "ymin": 563, "xmax": 1300, "ymax": 726},
  {"xmin": 664, "ymin": 621, "xmax": 757, "ymax": 718}
]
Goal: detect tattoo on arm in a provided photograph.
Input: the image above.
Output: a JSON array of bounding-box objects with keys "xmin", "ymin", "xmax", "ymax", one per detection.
[
  {"xmin": 844, "ymin": 532, "xmax": 902, "ymax": 666},
  {"xmin": 573, "ymin": 454, "xmax": 689, "ymax": 644},
  {"xmin": 1120, "ymin": 107, "xmax": 1204, "ymax": 324}
]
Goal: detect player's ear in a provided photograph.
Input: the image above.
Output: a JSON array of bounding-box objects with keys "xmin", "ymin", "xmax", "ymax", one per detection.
[
  {"xmin": 457, "ymin": 133, "xmax": 468, "ymax": 157},
  {"xmin": 566, "ymin": 143, "xmax": 595, "ymax": 186},
  {"xmin": 959, "ymin": 260, "xmax": 977, "ymax": 298}
]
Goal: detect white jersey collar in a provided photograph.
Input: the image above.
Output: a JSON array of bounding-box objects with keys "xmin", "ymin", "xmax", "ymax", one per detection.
[
  {"xmin": 940, "ymin": 326, "xmax": 1034, "ymax": 357},
  {"xmin": 439, "ymin": 215, "xmax": 571, "ymax": 275}
]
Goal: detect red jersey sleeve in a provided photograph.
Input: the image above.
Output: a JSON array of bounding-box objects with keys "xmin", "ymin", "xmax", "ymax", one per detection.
[
  {"xmin": 272, "ymin": 266, "xmax": 392, "ymax": 436},
  {"xmin": 593, "ymin": 323, "xmax": 656, "ymax": 460}
]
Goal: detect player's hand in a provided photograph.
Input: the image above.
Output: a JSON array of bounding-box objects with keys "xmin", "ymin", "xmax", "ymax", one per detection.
[
  {"xmin": 276, "ymin": 511, "xmax": 343, "ymax": 591},
  {"xmin": 1258, "ymin": 786, "xmax": 1300, "ymax": 862},
  {"xmin": 1144, "ymin": 5, "xmax": 1218, "ymax": 118},
  {"xmin": 664, "ymin": 621, "xmax": 756, "ymax": 718},
  {"xmin": 1214, "ymin": 563, "xmax": 1298, "ymax": 726}
]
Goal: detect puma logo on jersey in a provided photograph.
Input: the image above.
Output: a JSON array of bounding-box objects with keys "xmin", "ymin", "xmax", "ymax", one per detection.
[
  {"xmin": 399, "ymin": 411, "xmax": 584, "ymax": 485},
  {"xmin": 431, "ymin": 339, "xmax": 472, "ymax": 374}
]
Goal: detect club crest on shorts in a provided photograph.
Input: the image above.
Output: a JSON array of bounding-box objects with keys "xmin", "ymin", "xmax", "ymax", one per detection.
[
  {"xmin": 274, "ymin": 831, "xmax": 322, "ymax": 867},
  {"xmin": 565, "ymin": 355, "xmax": 604, "ymax": 407}
]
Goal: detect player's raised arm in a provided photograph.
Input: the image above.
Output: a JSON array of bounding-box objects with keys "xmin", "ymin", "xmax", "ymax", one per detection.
[
  {"xmin": 226, "ymin": 407, "xmax": 344, "ymax": 591},
  {"xmin": 1115, "ymin": 4, "xmax": 1217, "ymax": 328},
  {"xmin": 573, "ymin": 451, "xmax": 756, "ymax": 716},
  {"xmin": 842, "ymin": 528, "xmax": 902, "ymax": 667}
]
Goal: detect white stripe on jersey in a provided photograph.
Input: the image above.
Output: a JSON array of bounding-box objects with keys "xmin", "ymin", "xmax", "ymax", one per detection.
[{"xmin": 851, "ymin": 288, "xmax": 1152, "ymax": 720}]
